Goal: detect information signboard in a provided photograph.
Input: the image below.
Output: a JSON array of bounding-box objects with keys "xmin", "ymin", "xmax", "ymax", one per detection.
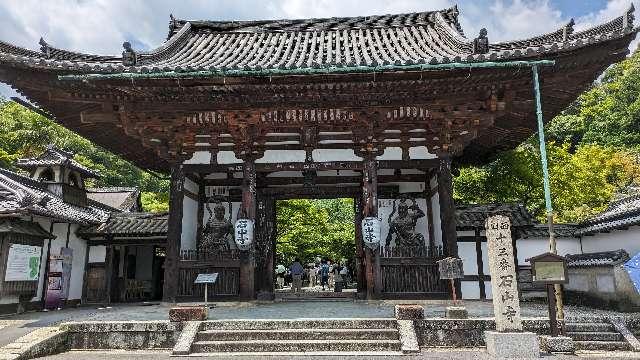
[
  {"xmin": 4, "ymin": 244, "xmax": 41, "ymax": 281},
  {"xmin": 195, "ymin": 273, "xmax": 219, "ymax": 284}
]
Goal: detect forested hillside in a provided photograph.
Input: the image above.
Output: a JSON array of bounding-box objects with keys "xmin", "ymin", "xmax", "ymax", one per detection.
[
  {"xmin": 455, "ymin": 50, "xmax": 640, "ymax": 223},
  {"xmin": 1, "ymin": 50, "xmax": 639, "ymax": 221},
  {"xmin": 0, "ymin": 99, "xmax": 170, "ymax": 212}
]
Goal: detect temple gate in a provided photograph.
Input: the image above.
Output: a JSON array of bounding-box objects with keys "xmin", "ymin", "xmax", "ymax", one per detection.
[{"xmin": 0, "ymin": 6, "xmax": 635, "ymax": 301}]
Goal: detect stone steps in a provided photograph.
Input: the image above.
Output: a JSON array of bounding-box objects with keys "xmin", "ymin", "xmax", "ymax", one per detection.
[
  {"xmin": 567, "ymin": 331, "xmax": 623, "ymax": 342},
  {"xmin": 191, "ymin": 339, "xmax": 402, "ymax": 353},
  {"xmin": 189, "ymin": 319, "xmax": 402, "ymax": 355},
  {"xmin": 566, "ymin": 321, "xmax": 630, "ymax": 351},
  {"xmin": 197, "ymin": 328, "xmax": 399, "ymax": 341},
  {"xmin": 200, "ymin": 319, "xmax": 397, "ymax": 330},
  {"xmin": 275, "ymin": 292, "xmax": 356, "ymax": 302},
  {"xmin": 573, "ymin": 340, "xmax": 631, "ymax": 351},
  {"xmin": 566, "ymin": 322, "xmax": 615, "ymax": 333}
]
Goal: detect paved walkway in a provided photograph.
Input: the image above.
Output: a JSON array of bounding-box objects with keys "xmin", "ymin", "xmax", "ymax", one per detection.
[{"xmin": 35, "ymin": 349, "xmax": 640, "ymax": 359}]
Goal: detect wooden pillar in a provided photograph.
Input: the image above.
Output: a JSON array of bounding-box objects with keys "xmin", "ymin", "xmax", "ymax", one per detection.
[
  {"xmin": 475, "ymin": 227, "xmax": 487, "ymax": 300},
  {"xmin": 437, "ymin": 154, "xmax": 461, "ymax": 299},
  {"xmin": 163, "ymin": 164, "xmax": 185, "ymax": 303},
  {"xmin": 437, "ymin": 155, "xmax": 458, "ymax": 257},
  {"xmin": 354, "ymin": 197, "xmax": 366, "ymax": 298},
  {"xmin": 362, "ymin": 155, "xmax": 380, "ymax": 299},
  {"xmin": 195, "ymin": 180, "xmax": 205, "ymax": 251},
  {"xmin": 103, "ymin": 242, "xmax": 113, "ymax": 306},
  {"xmin": 426, "ymin": 170, "xmax": 436, "ymax": 257},
  {"xmin": 239, "ymin": 158, "xmax": 256, "ymax": 300}
]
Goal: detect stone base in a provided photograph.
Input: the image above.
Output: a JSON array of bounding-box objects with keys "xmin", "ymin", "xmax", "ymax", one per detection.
[
  {"xmin": 394, "ymin": 304, "xmax": 424, "ymax": 320},
  {"xmin": 539, "ymin": 335, "xmax": 575, "ymax": 354},
  {"xmin": 445, "ymin": 306, "xmax": 468, "ymax": 319},
  {"xmin": 169, "ymin": 306, "xmax": 208, "ymax": 322},
  {"xmin": 485, "ymin": 331, "xmax": 540, "ymax": 358}
]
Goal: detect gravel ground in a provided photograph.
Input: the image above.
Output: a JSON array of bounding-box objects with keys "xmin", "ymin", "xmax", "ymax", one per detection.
[{"xmin": 36, "ymin": 349, "xmax": 640, "ymax": 359}]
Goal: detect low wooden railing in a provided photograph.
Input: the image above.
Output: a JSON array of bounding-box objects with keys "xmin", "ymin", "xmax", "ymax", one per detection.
[{"xmin": 378, "ymin": 245, "xmax": 443, "ymax": 258}]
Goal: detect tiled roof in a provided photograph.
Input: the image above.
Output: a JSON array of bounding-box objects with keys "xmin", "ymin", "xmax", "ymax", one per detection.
[
  {"xmin": 0, "ymin": 218, "xmax": 54, "ymax": 238},
  {"xmin": 456, "ymin": 203, "xmax": 536, "ymax": 229},
  {"xmin": 78, "ymin": 212, "xmax": 168, "ymax": 237},
  {"xmin": 0, "ymin": 168, "xmax": 109, "ymax": 225},
  {"xmin": 575, "ymin": 194, "xmax": 640, "ymax": 235},
  {"xmin": 16, "ymin": 145, "xmax": 99, "ymax": 178},
  {"xmin": 0, "ymin": 5, "xmax": 636, "ymax": 74},
  {"xmin": 566, "ymin": 249, "xmax": 630, "ymax": 267},
  {"xmin": 86, "ymin": 187, "xmax": 140, "ymax": 212},
  {"xmin": 518, "ymin": 223, "xmax": 578, "ymax": 239}
]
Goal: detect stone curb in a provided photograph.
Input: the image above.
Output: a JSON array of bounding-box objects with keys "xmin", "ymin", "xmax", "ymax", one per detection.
[
  {"xmin": 172, "ymin": 321, "xmax": 201, "ymax": 355},
  {"xmin": 609, "ymin": 317, "xmax": 640, "ymax": 352},
  {"xmin": 0, "ymin": 327, "xmax": 68, "ymax": 360},
  {"xmin": 397, "ymin": 320, "xmax": 419, "ymax": 353}
]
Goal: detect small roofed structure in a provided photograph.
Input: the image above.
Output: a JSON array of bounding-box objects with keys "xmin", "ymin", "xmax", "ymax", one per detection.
[{"xmin": 86, "ymin": 187, "xmax": 142, "ymax": 212}]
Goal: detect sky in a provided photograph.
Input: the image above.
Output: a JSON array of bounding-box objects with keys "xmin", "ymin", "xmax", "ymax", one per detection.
[{"xmin": 0, "ymin": 0, "xmax": 637, "ymax": 98}]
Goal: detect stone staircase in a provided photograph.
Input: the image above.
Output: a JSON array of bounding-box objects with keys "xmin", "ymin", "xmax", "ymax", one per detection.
[
  {"xmin": 185, "ymin": 319, "xmax": 403, "ymax": 355},
  {"xmin": 274, "ymin": 291, "xmax": 356, "ymax": 302},
  {"xmin": 566, "ymin": 320, "xmax": 631, "ymax": 351}
]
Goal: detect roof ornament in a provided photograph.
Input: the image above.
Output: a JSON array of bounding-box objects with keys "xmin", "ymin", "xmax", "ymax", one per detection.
[
  {"xmin": 562, "ymin": 19, "xmax": 575, "ymax": 41},
  {"xmin": 473, "ymin": 28, "xmax": 489, "ymax": 54},
  {"xmin": 169, "ymin": 14, "xmax": 177, "ymax": 33},
  {"xmin": 122, "ymin": 41, "xmax": 138, "ymax": 66},
  {"xmin": 623, "ymin": 4, "xmax": 635, "ymax": 30},
  {"xmin": 39, "ymin": 37, "xmax": 51, "ymax": 59}
]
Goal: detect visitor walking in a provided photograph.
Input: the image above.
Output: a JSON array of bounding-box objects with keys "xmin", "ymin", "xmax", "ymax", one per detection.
[
  {"xmin": 275, "ymin": 264, "xmax": 286, "ymax": 289},
  {"xmin": 320, "ymin": 260, "xmax": 330, "ymax": 291},
  {"xmin": 289, "ymin": 258, "xmax": 304, "ymax": 293},
  {"xmin": 308, "ymin": 264, "xmax": 316, "ymax": 288},
  {"xmin": 328, "ymin": 260, "xmax": 335, "ymax": 290}
]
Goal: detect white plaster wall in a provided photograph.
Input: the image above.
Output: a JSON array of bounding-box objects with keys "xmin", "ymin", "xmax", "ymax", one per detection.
[
  {"xmin": 257, "ymin": 150, "xmax": 306, "ymax": 163},
  {"xmin": 313, "ymin": 149, "xmax": 362, "ymax": 162},
  {"xmin": 183, "ymin": 177, "xmax": 198, "ymax": 194},
  {"xmin": 515, "ymin": 237, "xmax": 582, "ymax": 265},
  {"xmin": 581, "ymin": 227, "xmax": 640, "ymax": 257},
  {"xmin": 181, "ymin": 196, "xmax": 199, "ymax": 250},
  {"xmin": 461, "ymin": 281, "xmax": 480, "ymax": 299},
  {"xmin": 458, "ymin": 242, "xmax": 477, "ymax": 275},
  {"xmin": 89, "ymin": 246, "xmax": 106, "ymax": 263},
  {"xmin": 408, "ymin": 146, "xmax": 437, "ymax": 159},
  {"xmin": 377, "ymin": 147, "xmax": 402, "ymax": 160},
  {"xmin": 184, "ymin": 151, "xmax": 212, "ymax": 164}
]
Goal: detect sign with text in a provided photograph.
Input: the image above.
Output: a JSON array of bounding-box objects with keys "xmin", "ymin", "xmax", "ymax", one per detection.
[
  {"xmin": 485, "ymin": 215, "xmax": 523, "ymax": 332},
  {"xmin": 194, "ymin": 273, "xmax": 219, "ymax": 284},
  {"xmin": 4, "ymin": 244, "xmax": 41, "ymax": 281}
]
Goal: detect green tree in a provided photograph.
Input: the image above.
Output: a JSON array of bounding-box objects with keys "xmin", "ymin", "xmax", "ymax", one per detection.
[
  {"xmin": 0, "ymin": 99, "xmax": 169, "ymax": 211},
  {"xmin": 275, "ymin": 198, "xmax": 355, "ymax": 265}
]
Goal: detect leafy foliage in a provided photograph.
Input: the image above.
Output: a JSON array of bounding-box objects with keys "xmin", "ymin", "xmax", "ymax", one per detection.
[
  {"xmin": 275, "ymin": 198, "xmax": 355, "ymax": 265},
  {"xmin": 455, "ymin": 51, "xmax": 640, "ymax": 223},
  {"xmin": 0, "ymin": 99, "xmax": 169, "ymax": 211}
]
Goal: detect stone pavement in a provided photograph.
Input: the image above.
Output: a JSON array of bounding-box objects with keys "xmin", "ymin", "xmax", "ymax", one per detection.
[{"xmin": 34, "ymin": 349, "xmax": 640, "ymax": 359}]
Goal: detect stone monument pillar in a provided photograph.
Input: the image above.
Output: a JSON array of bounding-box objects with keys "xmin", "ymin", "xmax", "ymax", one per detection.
[{"xmin": 484, "ymin": 215, "xmax": 540, "ymax": 358}]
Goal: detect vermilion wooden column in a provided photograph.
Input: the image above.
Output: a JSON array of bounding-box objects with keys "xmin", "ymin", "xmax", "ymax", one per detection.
[
  {"xmin": 239, "ymin": 159, "xmax": 256, "ymax": 300},
  {"xmin": 163, "ymin": 164, "xmax": 184, "ymax": 303}
]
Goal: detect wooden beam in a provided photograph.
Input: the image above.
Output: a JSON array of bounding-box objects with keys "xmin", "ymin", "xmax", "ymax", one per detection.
[
  {"xmin": 203, "ymin": 173, "xmax": 427, "ymax": 186},
  {"xmin": 475, "ymin": 227, "xmax": 487, "ymax": 300},
  {"xmin": 437, "ymin": 155, "xmax": 461, "ymax": 300},
  {"xmin": 184, "ymin": 159, "xmax": 438, "ymax": 174}
]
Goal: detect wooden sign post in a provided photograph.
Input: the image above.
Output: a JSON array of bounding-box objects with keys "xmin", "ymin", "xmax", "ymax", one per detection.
[
  {"xmin": 527, "ymin": 253, "xmax": 568, "ymax": 336},
  {"xmin": 194, "ymin": 273, "xmax": 219, "ymax": 307}
]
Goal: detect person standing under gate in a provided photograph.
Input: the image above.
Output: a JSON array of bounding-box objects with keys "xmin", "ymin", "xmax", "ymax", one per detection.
[
  {"xmin": 320, "ymin": 260, "xmax": 330, "ymax": 291},
  {"xmin": 289, "ymin": 258, "xmax": 304, "ymax": 293},
  {"xmin": 308, "ymin": 264, "xmax": 317, "ymax": 288}
]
